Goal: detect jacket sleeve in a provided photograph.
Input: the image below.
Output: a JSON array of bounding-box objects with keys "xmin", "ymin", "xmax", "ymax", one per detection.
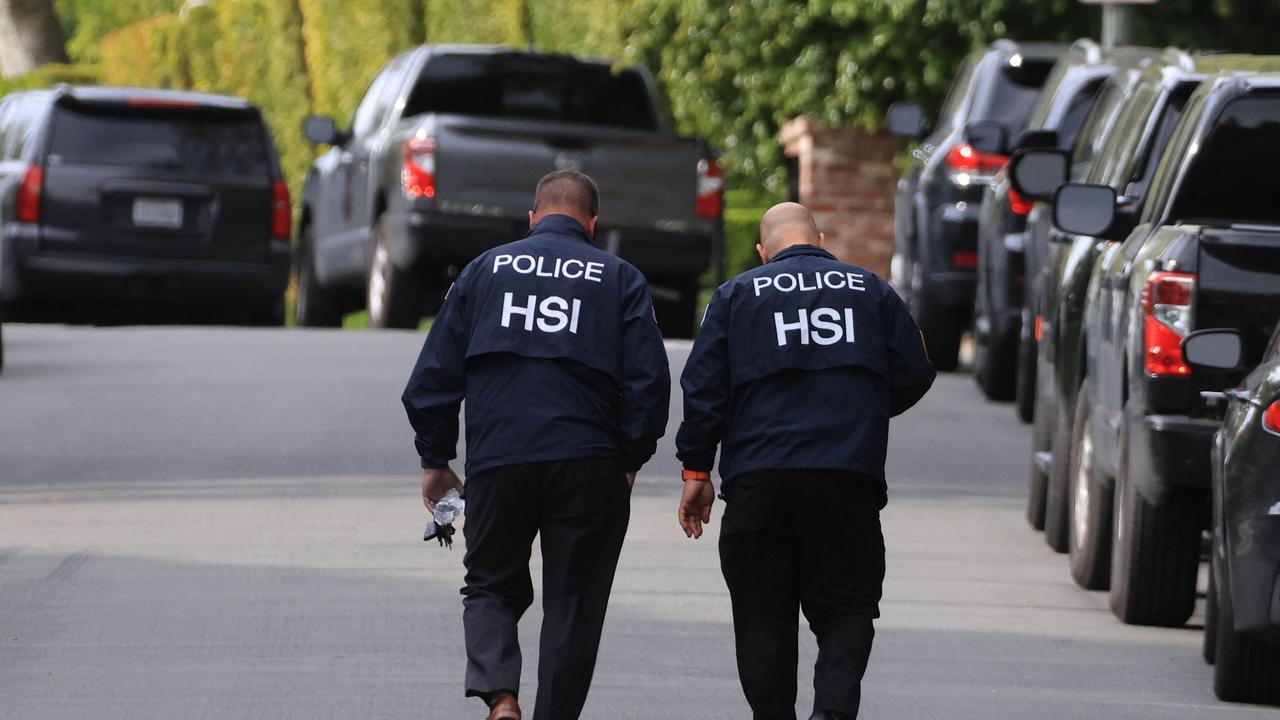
[
  {"xmin": 617, "ymin": 268, "xmax": 671, "ymax": 472},
  {"xmin": 401, "ymin": 269, "xmax": 471, "ymax": 469},
  {"xmin": 882, "ymin": 283, "xmax": 936, "ymax": 416},
  {"xmin": 675, "ymin": 285, "xmax": 731, "ymax": 472}
]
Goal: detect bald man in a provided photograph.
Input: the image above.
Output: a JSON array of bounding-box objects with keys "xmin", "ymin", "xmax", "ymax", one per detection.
[
  {"xmin": 675, "ymin": 202, "xmax": 935, "ymax": 720},
  {"xmin": 403, "ymin": 170, "xmax": 669, "ymax": 720}
]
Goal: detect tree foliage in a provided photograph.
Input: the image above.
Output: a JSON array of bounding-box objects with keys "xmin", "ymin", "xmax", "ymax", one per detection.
[{"xmin": 623, "ymin": 0, "xmax": 1280, "ymax": 190}]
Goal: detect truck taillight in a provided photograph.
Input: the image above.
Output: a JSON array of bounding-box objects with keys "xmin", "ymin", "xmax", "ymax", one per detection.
[
  {"xmin": 271, "ymin": 179, "xmax": 291, "ymax": 239},
  {"xmin": 945, "ymin": 143, "xmax": 1007, "ymax": 172},
  {"xmin": 1264, "ymin": 400, "xmax": 1280, "ymax": 435},
  {"xmin": 1141, "ymin": 271, "xmax": 1196, "ymax": 377},
  {"xmin": 696, "ymin": 158, "xmax": 723, "ymax": 219},
  {"xmin": 16, "ymin": 164, "xmax": 42, "ymax": 223},
  {"xmin": 1008, "ymin": 186, "xmax": 1033, "ymax": 216},
  {"xmin": 403, "ymin": 136, "xmax": 436, "ymax": 198}
]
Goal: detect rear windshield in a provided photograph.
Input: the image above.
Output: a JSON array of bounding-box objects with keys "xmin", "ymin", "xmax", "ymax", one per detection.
[
  {"xmin": 971, "ymin": 59, "xmax": 1057, "ymax": 135},
  {"xmin": 1172, "ymin": 95, "xmax": 1280, "ymax": 225},
  {"xmin": 47, "ymin": 103, "xmax": 270, "ymax": 176},
  {"xmin": 403, "ymin": 54, "xmax": 657, "ymax": 131}
]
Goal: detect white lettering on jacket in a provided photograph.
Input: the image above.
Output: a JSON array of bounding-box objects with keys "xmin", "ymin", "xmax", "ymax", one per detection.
[
  {"xmin": 493, "ymin": 254, "xmax": 604, "ymax": 283},
  {"xmin": 774, "ymin": 307, "xmax": 855, "ymax": 346},
  {"xmin": 501, "ymin": 293, "xmax": 582, "ymax": 334},
  {"xmin": 753, "ymin": 271, "xmax": 864, "ymax": 297}
]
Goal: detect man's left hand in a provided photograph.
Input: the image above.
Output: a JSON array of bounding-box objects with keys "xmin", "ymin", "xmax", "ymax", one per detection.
[{"xmin": 422, "ymin": 467, "xmax": 464, "ymax": 513}]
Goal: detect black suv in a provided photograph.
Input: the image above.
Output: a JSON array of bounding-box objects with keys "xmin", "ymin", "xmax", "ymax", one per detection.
[
  {"xmin": 972, "ymin": 39, "xmax": 1111, "ymax": 402},
  {"xmin": 888, "ymin": 40, "xmax": 1064, "ymax": 370},
  {"xmin": 0, "ymin": 86, "xmax": 290, "ymax": 324}
]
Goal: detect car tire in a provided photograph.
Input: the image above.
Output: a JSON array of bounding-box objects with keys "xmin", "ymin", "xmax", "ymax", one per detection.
[
  {"xmin": 295, "ymin": 224, "xmax": 344, "ymax": 328},
  {"xmin": 1014, "ymin": 308, "xmax": 1036, "ymax": 424},
  {"xmin": 1044, "ymin": 389, "xmax": 1075, "ymax": 554},
  {"xmin": 654, "ymin": 283, "xmax": 698, "ymax": 339},
  {"xmin": 1067, "ymin": 387, "xmax": 1112, "ymax": 590},
  {"xmin": 910, "ymin": 264, "xmax": 961, "ymax": 372},
  {"xmin": 1212, "ymin": 546, "xmax": 1280, "ymax": 704},
  {"xmin": 1026, "ymin": 387, "xmax": 1053, "ymax": 531},
  {"xmin": 972, "ymin": 296, "xmax": 1017, "ymax": 401},
  {"xmin": 1203, "ymin": 567, "xmax": 1218, "ymax": 665},
  {"xmin": 1108, "ymin": 430, "xmax": 1200, "ymax": 627},
  {"xmin": 367, "ymin": 215, "xmax": 423, "ymax": 330},
  {"xmin": 248, "ymin": 299, "xmax": 286, "ymax": 327}
]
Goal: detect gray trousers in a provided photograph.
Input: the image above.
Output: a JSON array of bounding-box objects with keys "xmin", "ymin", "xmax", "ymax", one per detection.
[{"xmin": 460, "ymin": 456, "xmax": 630, "ymax": 720}]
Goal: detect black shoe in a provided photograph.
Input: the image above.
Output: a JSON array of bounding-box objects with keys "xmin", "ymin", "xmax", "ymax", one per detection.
[{"xmin": 808, "ymin": 712, "xmax": 853, "ymax": 720}]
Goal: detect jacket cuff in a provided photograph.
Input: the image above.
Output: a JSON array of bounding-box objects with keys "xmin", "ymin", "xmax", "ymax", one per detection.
[
  {"xmin": 421, "ymin": 456, "xmax": 451, "ymax": 470},
  {"xmin": 679, "ymin": 454, "xmax": 715, "ymax": 473}
]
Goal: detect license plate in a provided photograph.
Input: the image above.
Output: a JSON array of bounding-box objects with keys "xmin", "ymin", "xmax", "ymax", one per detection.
[{"xmin": 132, "ymin": 197, "xmax": 184, "ymax": 229}]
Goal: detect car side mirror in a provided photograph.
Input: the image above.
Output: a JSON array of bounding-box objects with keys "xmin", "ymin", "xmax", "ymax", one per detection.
[
  {"xmin": 1182, "ymin": 329, "xmax": 1244, "ymax": 371},
  {"xmin": 1014, "ymin": 129, "xmax": 1059, "ymax": 151},
  {"xmin": 964, "ymin": 121, "xmax": 1008, "ymax": 155},
  {"xmin": 303, "ymin": 115, "xmax": 344, "ymax": 146},
  {"xmin": 1053, "ymin": 183, "xmax": 1117, "ymax": 237},
  {"xmin": 1009, "ymin": 148, "xmax": 1069, "ymax": 201},
  {"xmin": 887, "ymin": 102, "xmax": 926, "ymax": 139}
]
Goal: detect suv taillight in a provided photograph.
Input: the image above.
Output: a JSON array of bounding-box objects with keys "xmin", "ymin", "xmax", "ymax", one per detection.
[
  {"xmin": 1264, "ymin": 400, "xmax": 1280, "ymax": 435},
  {"xmin": 16, "ymin": 164, "xmax": 43, "ymax": 223},
  {"xmin": 1141, "ymin": 271, "xmax": 1196, "ymax": 377},
  {"xmin": 402, "ymin": 136, "xmax": 436, "ymax": 198},
  {"xmin": 945, "ymin": 143, "xmax": 1007, "ymax": 172},
  {"xmin": 271, "ymin": 179, "xmax": 291, "ymax": 239},
  {"xmin": 696, "ymin": 157, "xmax": 723, "ymax": 219}
]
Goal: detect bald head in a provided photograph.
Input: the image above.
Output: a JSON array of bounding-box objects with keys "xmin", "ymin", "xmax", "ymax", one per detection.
[{"xmin": 757, "ymin": 202, "xmax": 823, "ymax": 262}]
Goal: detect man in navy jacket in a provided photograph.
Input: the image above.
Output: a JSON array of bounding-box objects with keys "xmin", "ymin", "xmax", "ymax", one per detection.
[
  {"xmin": 402, "ymin": 171, "xmax": 670, "ymax": 720},
  {"xmin": 676, "ymin": 203, "xmax": 934, "ymax": 720}
]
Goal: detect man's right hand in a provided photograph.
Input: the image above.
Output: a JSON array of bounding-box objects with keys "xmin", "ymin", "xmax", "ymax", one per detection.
[
  {"xmin": 422, "ymin": 467, "xmax": 464, "ymax": 513},
  {"xmin": 678, "ymin": 479, "xmax": 715, "ymax": 539}
]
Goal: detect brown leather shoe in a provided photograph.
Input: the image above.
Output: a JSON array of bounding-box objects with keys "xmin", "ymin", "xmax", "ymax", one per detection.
[{"xmin": 486, "ymin": 693, "xmax": 521, "ymax": 720}]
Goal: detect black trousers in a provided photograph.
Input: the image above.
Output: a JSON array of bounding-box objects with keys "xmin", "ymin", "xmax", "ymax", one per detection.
[
  {"xmin": 719, "ymin": 470, "xmax": 887, "ymax": 720},
  {"xmin": 460, "ymin": 456, "xmax": 630, "ymax": 720}
]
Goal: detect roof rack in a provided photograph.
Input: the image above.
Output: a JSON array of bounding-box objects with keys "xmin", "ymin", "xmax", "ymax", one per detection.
[
  {"xmin": 1160, "ymin": 47, "xmax": 1196, "ymax": 72},
  {"xmin": 1069, "ymin": 38, "xmax": 1103, "ymax": 64}
]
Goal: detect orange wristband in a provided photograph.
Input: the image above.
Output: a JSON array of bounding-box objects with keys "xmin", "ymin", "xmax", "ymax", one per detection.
[{"xmin": 682, "ymin": 469, "xmax": 711, "ymax": 482}]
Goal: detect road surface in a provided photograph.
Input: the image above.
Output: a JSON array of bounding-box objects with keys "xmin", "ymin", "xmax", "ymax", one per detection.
[{"xmin": 0, "ymin": 325, "xmax": 1264, "ymax": 719}]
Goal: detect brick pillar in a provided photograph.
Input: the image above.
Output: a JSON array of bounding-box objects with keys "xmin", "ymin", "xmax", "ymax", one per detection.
[{"xmin": 778, "ymin": 116, "xmax": 898, "ymax": 279}]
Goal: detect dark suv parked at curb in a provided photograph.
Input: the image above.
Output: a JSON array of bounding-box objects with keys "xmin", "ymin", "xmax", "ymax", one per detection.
[
  {"xmin": 888, "ymin": 40, "xmax": 1065, "ymax": 370},
  {"xmin": 0, "ymin": 86, "xmax": 291, "ymax": 324},
  {"xmin": 973, "ymin": 39, "xmax": 1111, "ymax": 402},
  {"xmin": 1060, "ymin": 73, "xmax": 1280, "ymax": 627}
]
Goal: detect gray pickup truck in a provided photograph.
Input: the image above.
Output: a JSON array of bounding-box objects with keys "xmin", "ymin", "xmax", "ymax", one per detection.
[{"xmin": 296, "ymin": 44, "xmax": 721, "ymax": 336}]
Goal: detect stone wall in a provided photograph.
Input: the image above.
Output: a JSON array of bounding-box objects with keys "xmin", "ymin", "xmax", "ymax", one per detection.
[{"xmin": 778, "ymin": 116, "xmax": 898, "ymax": 279}]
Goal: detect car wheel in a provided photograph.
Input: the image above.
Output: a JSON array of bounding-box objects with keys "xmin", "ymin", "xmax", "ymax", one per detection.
[
  {"xmin": 910, "ymin": 263, "xmax": 961, "ymax": 372},
  {"xmin": 1044, "ymin": 387, "xmax": 1075, "ymax": 554},
  {"xmin": 1108, "ymin": 425, "xmax": 1201, "ymax": 626},
  {"xmin": 295, "ymin": 224, "xmax": 344, "ymax": 328},
  {"xmin": 1014, "ymin": 308, "xmax": 1036, "ymax": 423},
  {"xmin": 247, "ymin": 298, "xmax": 286, "ymax": 327},
  {"xmin": 367, "ymin": 215, "xmax": 423, "ymax": 330},
  {"xmin": 1212, "ymin": 545, "xmax": 1280, "ymax": 703},
  {"xmin": 1067, "ymin": 386, "xmax": 1112, "ymax": 590},
  {"xmin": 1026, "ymin": 386, "xmax": 1053, "ymax": 531},
  {"xmin": 974, "ymin": 311, "xmax": 1018, "ymax": 401},
  {"xmin": 654, "ymin": 282, "xmax": 698, "ymax": 339}
]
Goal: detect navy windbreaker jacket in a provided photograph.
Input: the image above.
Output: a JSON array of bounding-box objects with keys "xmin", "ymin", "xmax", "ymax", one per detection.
[
  {"xmin": 402, "ymin": 214, "xmax": 670, "ymax": 477},
  {"xmin": 676, "ymin": 244, "xmax": 935, "ymax": 487}
]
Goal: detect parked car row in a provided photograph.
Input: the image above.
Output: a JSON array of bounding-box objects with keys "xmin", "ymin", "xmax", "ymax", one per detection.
[
  {"xmin": 0, "ymin": 45, "xmax": 723, "ymax": 375},
  {"xmin": 892, "ymin": 42, "xmax": 1280, "ymax": 705}
]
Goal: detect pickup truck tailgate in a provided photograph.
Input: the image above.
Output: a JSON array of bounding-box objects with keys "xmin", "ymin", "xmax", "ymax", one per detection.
[{"xmin": 431, "ymin": 115, "xmax": 699, "ymax": 231}]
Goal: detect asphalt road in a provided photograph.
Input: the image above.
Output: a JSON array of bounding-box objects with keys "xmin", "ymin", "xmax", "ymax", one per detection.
[{"xmin": 0, "ymin": 324, "xmax": 1270, "ymax": 719}]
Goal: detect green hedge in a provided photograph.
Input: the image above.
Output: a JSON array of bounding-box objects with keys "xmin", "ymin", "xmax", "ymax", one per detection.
[{"xmin": 0, "ymin": 62, "xmax": 99, "ymax": 96}]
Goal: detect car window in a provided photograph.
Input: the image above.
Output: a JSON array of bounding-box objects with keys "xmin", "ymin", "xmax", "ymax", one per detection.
[
  {"xmin": 402, "ymin": 54, "xmax": 658, "ymax": 131},
  {"xmin": 1268, "ymin": 322, "xmax": 1280, "ymax": 362},
  {"xmin": 350, "ymin": 65, "xmax": 396, "ymax": 138},
  {"xmin": 969, "ymin": 58, "xmax": 1057, "ymax": 136},
  {"xmin": 936, "ymin": 58, "xmax": 976, "ymax": 130},
  {"xmin": 47, "ymin": 104, "xmax": 270, "ymax": 177},
  {"xmin": 1124, "ymin": 82, "xmax": 1195, "ymax": 200},
  {"xmin": 1142, "ymin": 91, "xmax": 1207, "ymax": 224},
  {"xmin": 1071, "ymin": 80, "xmax": 1124, "ymax": 168},
  {"xmin": 1169, "ymin": 94, "xmax": 1280, "ymax": 226},
  {"xmin": 1085, "ymin": 83, "xmax": 1158, "ymax": 187},
  {"xmin": 1056, "ymin": 78, "xmax": 1105, "ymax": 150},
  {"xmin": 0, "ymin": 98, "xmax": 13, "ymax": 160}
]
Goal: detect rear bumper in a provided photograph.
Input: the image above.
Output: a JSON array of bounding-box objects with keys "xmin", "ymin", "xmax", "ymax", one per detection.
[
  {"xmin": 384, "ymin": 209, "xmax": 713, "ymax": 284},
  {"xmin": 1129, "ymin": 412, "xmax": 1218, "ymax": 505},
  {"xmin": 924, "ymin": 201, "xmax": 979, "ymax": 308},
  {"xmin": 2, "ymin": 223, "xmax": 289, "ymax": 306}
]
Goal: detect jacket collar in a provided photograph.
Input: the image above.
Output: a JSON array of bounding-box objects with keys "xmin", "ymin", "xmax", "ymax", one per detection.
[
  {"xmin": 768, "ymin": 243, "xmax": 836, "ymax": 264},
  {"xmin": 528, "ymin": 214, "xmax": 593, "ymax": 244}
]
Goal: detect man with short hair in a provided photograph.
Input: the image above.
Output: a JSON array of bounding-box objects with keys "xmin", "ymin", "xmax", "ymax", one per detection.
[
  {"xmin": 403, "ymin": 170, "xmax": 670, "ymax": 720},
  {"xmin": 676, "ymin": 202, "xmax": 935, "ymax": 720}
]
